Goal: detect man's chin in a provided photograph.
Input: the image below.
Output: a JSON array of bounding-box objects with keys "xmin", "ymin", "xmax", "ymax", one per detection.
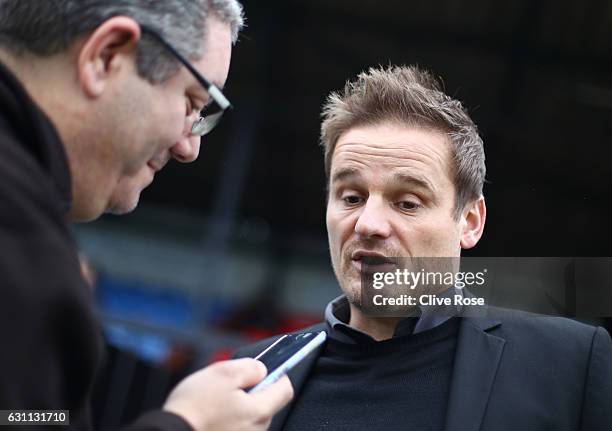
[{"xmin": 105, "ymin": 194, "xmax": 140, "ymax": 215}]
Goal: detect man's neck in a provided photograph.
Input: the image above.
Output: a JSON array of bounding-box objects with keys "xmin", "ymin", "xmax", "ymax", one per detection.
[
  {"xmin": 0, "ymin": 49, "xmax": 46, "ymax": 94},
  {"xmin": 348, "ymin": 302, "xmax": 403, "ymax": 341}
]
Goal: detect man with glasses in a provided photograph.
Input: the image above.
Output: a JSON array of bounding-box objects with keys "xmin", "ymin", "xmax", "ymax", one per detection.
[
  {"xmin": 106, "ymin": 24, "xmax": 235, "ymax": 215},
  {"xmin": 0, "ymin": 1, "xmax": 292, "ymax": 430}
]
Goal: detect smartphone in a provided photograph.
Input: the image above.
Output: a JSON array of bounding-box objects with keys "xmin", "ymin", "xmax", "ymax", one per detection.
[{"xmin": 247, "ymin": 331, "xmax": 327, "ymax": 393}]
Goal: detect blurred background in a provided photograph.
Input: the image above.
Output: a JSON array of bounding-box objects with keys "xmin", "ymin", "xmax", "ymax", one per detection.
[{"xmin": 74, "ymin": 0, "xmax": 612, "ymax": 427}]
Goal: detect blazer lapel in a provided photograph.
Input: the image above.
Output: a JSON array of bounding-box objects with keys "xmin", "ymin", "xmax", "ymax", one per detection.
[
  {"xmin": 444, "ymin": 315, "xmax": 505, "ymax": 431},
  {"xmin": 267, "ymin": 342, "xmax": 324, "ymax": 431}
]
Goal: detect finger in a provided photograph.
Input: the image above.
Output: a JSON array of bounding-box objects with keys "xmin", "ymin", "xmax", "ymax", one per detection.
[
  {"xmin": 249, "ymin": 375, "xmax": 294, "ymax": 416},
  {"xmin": 213, "ymin": 358, "xmax": 267, "ymax": 388}
]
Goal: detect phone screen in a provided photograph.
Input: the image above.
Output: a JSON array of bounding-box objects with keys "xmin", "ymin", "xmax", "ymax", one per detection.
[
  {"xmin": 247, "ymin": 331, "xmax": 326, "ymax": 393},
  {"xmin": 255, "ymin": 332, "xmax": 320, "ymax": 372}
]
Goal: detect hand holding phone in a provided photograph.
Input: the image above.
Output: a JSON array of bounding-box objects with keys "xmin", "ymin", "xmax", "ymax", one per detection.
[{"xmin": 163, "ymin": 358, "xmax": 292, "ymax": 431}]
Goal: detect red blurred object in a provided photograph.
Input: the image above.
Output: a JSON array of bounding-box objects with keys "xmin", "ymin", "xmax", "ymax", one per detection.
[
  {"xmin": 211, "ymin": 312, "xmax": 320, "ymax": 362},
  {"xmin": 207, "ymin": 349, "xmax": 234, "ymax": 364}
]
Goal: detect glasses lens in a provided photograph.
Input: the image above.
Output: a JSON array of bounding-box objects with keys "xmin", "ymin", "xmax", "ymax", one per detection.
[{"xmin": 191, "ymin": 111, "xmax": 224, "ymax": 136}]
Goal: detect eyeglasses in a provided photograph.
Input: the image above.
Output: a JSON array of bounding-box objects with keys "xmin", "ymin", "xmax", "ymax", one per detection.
[{"xmin": 140, "ymin": 25, "xmax": 232, "ymax": 136}]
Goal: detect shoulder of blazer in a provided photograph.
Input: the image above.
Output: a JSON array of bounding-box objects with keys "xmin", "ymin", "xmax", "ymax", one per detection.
[{"xmin": 475, "ymin": 306, "xmax": 601, "ymax": 342}]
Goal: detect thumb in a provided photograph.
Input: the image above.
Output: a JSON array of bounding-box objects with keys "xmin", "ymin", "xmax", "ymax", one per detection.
[
  {"xmin": 249, "ymin": 375, "xmax": 294, "ymax": 415},
  {"xmin": 215, "ymin": 358, "xmax": 267, "ymax": 389}
]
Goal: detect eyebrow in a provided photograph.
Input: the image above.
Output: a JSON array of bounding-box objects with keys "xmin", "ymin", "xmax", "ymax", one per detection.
[
  {"xmin": 330, "ymin": 167, "xmax": 362, "ymax": 184},
  {"xmin": 393, "ymin": 172, "xmax": 436, "ymax": 193},
  {"xmin": 330, "ymin": 168, "xmax": 435, "ymax": 193}
]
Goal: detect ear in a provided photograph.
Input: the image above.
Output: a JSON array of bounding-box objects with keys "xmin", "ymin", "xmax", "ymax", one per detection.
[
  {"xmin": 76, "ymin": 16, "xmax": 141, "ymax": 98},
  {"xmin": 459, "ymin": 196, "xmax": 486, "ymax": 249}
]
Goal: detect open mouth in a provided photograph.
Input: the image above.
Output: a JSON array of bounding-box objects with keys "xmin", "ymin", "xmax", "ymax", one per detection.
[{"xmin": 351, "ymin": 251, "xmax": 398, "ymax": 273}]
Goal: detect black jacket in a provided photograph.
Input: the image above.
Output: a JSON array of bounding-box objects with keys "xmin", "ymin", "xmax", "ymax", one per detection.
[
  {"xmin": 0, "ymin": 60, "xmax": 190, "ymax": 431},
  {"xmin": 234, "ymin": 309, "xmax": 612, "ymax": 431}
]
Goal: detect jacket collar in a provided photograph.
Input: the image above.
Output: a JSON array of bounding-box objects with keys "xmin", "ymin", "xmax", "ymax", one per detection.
[
  {"xmin": 443, "ymin": 313, "xmax": 504, "ymax": 431},
  {"xmin": 0, "ymin": 59, "xmax": 72, "ymax": 213}
]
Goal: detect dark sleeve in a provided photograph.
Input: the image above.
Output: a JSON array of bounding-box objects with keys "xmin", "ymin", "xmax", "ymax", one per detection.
[
  {"xmin": 121, "ymin": 410, "xmax": 193, "ymax": 431},
  {"xmin": 0, "ymin": 137, "xmax": 102, "ymax": 428},
  {"xmin": 120, "ymin": 339, "xmax": 277, "ymax": 431},
  {"xmin": 580, "ymin": 326, "xmax": 612, "ymax": 430}
]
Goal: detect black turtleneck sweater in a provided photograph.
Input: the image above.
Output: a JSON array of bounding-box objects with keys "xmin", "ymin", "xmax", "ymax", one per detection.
[{"xmin": 282, "ymin": 317, "xmax": 460, "ymax": 431}]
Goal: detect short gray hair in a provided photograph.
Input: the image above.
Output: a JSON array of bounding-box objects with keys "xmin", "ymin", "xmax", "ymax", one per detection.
[
  {"xmin": 321, "ymin": 65, "xmax": 486, "ymax": 219},
  {"xmin": 0, "ymin": 0, "xmax": 244, "ymax": 83}
]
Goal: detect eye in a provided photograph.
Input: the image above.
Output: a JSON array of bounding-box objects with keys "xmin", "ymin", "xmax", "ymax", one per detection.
[
  {"xmin": 192, "ymin": 102, "xmax": 201, "ymax": 115},
  {"xmin": 397, "ymin": 200, "xmax": 421, "ymax": 212},
  {"xmin": 186, "ymin": 97, "xmax": 202, "ymax": 117},
  {"xmin": 342, "ymin": 194, "xmax": 363, "ymax": 206}
]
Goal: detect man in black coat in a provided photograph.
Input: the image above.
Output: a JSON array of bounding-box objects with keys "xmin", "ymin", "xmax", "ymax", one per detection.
[
  {"xmin": 0, "ymin": 1, "xmax": 292, "ymax": 430},
  {"xmin": 234, "ymin": 65, "xmax": 612, "ymax": 430}
]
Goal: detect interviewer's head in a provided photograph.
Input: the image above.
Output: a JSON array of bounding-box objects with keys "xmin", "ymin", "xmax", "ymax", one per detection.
[
  {"xmin": 0, "ymin": 0, "xmax": 244, "ymax": 221},
  {"xmin": 321, "ymin": 65, "xmax": 487, "ymax": 302}
]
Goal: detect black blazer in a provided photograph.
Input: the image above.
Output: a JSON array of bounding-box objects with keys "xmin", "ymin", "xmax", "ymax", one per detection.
[{"xmin": 234, "ymin": 310, "xmax": 612, "ymax": 431}]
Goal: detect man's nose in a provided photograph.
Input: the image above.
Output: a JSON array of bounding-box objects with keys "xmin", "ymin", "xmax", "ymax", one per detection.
[
  {"xmin": 170, "ymin": 134, "xmax": 201, "ymax": 163},
  {"xmin": 354, "ymin": 196, "xmax": 392, "ymax": 239}
]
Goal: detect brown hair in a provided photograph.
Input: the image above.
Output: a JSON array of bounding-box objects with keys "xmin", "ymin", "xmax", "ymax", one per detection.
[{"xmin": 320, "ymin": 65, "xmax": 485, "ymax": 218}]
